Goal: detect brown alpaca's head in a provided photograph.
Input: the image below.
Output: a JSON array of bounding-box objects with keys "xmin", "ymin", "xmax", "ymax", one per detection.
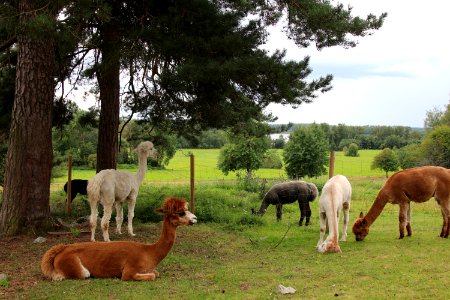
[
  {"xmin": 155, "ymin": 197, "xmax": 197, "ymax": 226},
  {"xmin": 352, "ymin": 212, "xmax": 369, "ymax": 241}
]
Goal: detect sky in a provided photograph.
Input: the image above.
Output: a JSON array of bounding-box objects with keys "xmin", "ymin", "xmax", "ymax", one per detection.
[{"xmin": 262, "ymin": 0, "xmax": 450, "ymax": 128}]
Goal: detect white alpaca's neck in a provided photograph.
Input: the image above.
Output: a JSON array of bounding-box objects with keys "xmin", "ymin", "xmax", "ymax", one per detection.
[{"xmin": 136, "ymin": 153, "xmax": 148, "ymax": 184}]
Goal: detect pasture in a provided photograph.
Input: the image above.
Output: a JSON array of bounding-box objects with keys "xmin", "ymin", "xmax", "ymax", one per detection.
[
  {"xmin": 52, "ymin": 149, "xmax": 386, "ymax": 185},
  {"xmin": 2, "ymin": 150, "xmax": 449, "ymax": 299}
]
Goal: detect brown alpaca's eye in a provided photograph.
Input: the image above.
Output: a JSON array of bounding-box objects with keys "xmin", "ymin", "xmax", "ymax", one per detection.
[{"xmin": 178, "ymin": 211, "xmax": 186, "ymax": 217}]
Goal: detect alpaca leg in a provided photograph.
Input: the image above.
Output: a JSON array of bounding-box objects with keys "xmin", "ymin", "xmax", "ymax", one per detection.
[
  {"xmin": 89, "ymin": 202, "xmax": 99, "ymax": 242},
  {"xmin": 298, "ymin": 201, "xmax": 306, "ymax": 226},
  {"xmin": 406, "ymin": 203, "xmax": 412, "ymax": 237},
  {"xmin": 276, "ymin": 204, "xmax": 282, "ymax": 221},
  {"xmin": 101, "ymin": 204, "xmax": 114, "ymax": 242},
  {"xmin": 115, "ymin": 202, "xmax": 124, "ymax": 235},
  {"xmin": 305, "ymin": 210, "xmax": 311, "ymax": 226},
  {"xmin": 439, "ymin": 206, "xmax": 450, "ymax": 238},
  {"xmin": 341, "ymin": 202, "xmax": 350, "ymax": 242},
  {"xmin": 317, "ymin": 211, "xmax": 327, "ymax": 247},
  {"xmin": 398, "ymin": 202, "xmax": 409, "ymax": 239},
  {"xmin": 121, "ymin": 266, "xmax": 156, "ymax": 281},
  {"xmin": 299, "ymin": 201, "xmax": 312, "ymax": 226},
  {"xmin": 54, "ymin": 255, "xmax": 90, "ymax": 280},
  {"xmin": 123, "ymin": 272, "xmax": 157, "ymax": 281},
  {"xmin": 127, "ymin": 199, "xmax": 136, "ymax": 237}
]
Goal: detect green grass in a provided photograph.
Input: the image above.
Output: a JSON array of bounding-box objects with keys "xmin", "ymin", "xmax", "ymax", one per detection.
[
  {"xmin": 24, "ymin": 176, "xmax": 450, "ymax": 299},
  {"xmin": 53, "ymin": 149, "xmax": 386, "ymax": 186}
]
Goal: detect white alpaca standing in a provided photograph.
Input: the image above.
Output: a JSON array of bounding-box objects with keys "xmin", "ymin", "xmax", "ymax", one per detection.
[
  {"xmin": 88, "ymin": 141, "xmax": 157, "ymax": 242},
  {"xmin": 316, "ymin": 175, "xmax": 352, "ymax": 253}
]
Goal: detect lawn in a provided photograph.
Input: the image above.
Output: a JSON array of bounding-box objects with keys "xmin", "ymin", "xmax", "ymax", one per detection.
[
  {"xmin": 1, "ymin": 176, "xmax": 449, "ymax": 299},
  {"xmin": 52, "ymin": 149, "xmax": 386, "ymax": 186}
]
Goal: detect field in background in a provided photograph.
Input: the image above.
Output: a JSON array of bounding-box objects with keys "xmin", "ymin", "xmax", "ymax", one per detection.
[{"xmin": 53, "ymin": 149, "xmax": 386, "ymax": 187}]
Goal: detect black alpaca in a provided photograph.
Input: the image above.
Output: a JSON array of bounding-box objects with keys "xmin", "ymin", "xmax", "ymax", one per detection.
[
  {"xmin": 253, "ymin": 181, "xmax": 318, "ymax": 226},
  {"xmin": 64, "ymin": 179, "xmax": 88, "ymax": 203}
]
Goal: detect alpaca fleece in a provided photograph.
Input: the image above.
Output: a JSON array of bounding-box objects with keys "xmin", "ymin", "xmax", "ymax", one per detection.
[
  {"xmin": 353, "ymin": 166, "xmax": 450, "ymax": 241},
  {"xmin": 316, "ymin": 175, "xmax": 352, "ymax": 253},
  {"xmin": 64, "ymin": 179, "xmax": 88, "ymax": 203},
  {"xmin": 88, "ymin": 141, "xmax": 157, "ymax": 242},
  {"xmin": 254, "ymin": 181, "xmax": 318, "ymax": 226},
  {"xmin": 41, "ymin": 197, "xmax": 197, "ymax": 281}
]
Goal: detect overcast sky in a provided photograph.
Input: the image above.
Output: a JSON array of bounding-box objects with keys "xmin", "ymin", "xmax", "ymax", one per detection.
[{"xmin": 263, "ymin": 0, "xmax": 450, "ymax": 128}]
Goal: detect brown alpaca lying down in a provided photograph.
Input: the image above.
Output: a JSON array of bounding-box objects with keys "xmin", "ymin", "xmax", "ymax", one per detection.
[{"xmin": 41, "ymin": 197, "xmax": 197, "ymax": 281}]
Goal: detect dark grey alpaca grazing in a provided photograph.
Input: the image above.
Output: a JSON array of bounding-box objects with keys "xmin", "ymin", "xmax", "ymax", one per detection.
[
  {"xmin": 64, "ymin": 179, "xmax": 88, "ymax": 203},
  {"xmin": 253, "ymin": 181, "xmax": 318, "ymax": 226}
]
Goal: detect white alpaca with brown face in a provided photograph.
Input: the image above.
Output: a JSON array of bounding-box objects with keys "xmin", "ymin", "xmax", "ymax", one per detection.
[
  {"xmin": 41, "ymin": 197, "xmax": 197, "ymax": 281},
  {"xmin": 316, "ymin": 175, "xmax": 352, "ymax": 254},
  {"xmin": 87, "ymin": 141, "xmax": 157, "ymax": 242}
]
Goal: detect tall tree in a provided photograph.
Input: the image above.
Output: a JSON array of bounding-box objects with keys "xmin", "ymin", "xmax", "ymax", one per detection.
[
  {"xmin": 87, "ymin": 0, "xmax": 387, "ymax": 171},
  {"xmin": 0, "ymin": 0, "xmax": 59, "ymax": 235}
]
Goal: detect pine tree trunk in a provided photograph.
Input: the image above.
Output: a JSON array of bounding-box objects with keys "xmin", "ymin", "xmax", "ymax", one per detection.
[
  {"xmin": 0, "ymin": 0, "xmax": 55, "ymax": 235},
  {"xmin": 96, "ymin": 24, "xmax": 120, "ymax": 172}
]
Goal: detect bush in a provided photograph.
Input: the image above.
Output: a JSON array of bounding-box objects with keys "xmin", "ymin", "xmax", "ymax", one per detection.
[
  {"xmin": 396, "ymin": 144, "xmax": 421, "ymax": 169},
  {"xmin": 420, "ymin": 125, "xmax": 450, "ymax": 168},
  {"xmin": 87, "ymin": 154, "xmax": 97, "ymax": 169},
  {"xmin": 344, "ymin": 143, "xmax": 359, "ymax": 157},
  {"xmin": 261, "ymin": 149, "xmax": 283, "ymax": 169},
  {"xmin": 283, "ymin": 124, "xmax": 329, "ymax": 179},
  {"xmin": 371, "ymin": 148, "xmax": 398, "ymax": 177}
]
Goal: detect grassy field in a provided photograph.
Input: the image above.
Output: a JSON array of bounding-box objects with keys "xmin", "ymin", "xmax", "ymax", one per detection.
[
  {"xmin": 2, "ymin": 174, "xmax": 449, "ymax": 299},
  {"xmin": 53, "ymin": 149, "xmax": 386, "ymax": 186},
  {"xmin": 4, "ymin": 151, "xmax": 448, "ymax": 299}
]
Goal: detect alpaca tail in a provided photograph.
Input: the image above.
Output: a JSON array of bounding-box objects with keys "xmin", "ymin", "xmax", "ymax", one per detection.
[
  {"xmin": 87, "ymin": 171, "xmax": 109, "ymax": 205},
  {"xmin": 41, "ymin": 244, "xmax": 67, "ymax": 280}
]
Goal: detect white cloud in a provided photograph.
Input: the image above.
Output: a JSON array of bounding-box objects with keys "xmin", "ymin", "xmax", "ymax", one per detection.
[{"xmin": 264, "ymin": 0, "xmax": 450, "ymax": 127}]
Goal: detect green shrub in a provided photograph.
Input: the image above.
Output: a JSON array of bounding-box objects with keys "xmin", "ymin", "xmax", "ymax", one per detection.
[
  {"xmin": 261, "ymin": 149, "xmax": 283, "ymax": 169},
  {"xmin": 344, "ymin": 143, "xmax": 359, "ymax": 157}
]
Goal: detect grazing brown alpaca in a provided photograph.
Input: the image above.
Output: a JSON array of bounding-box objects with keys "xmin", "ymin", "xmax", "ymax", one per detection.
[
  {"xmin": 352, "ymin": 166, "xmax": 450, "ymax": 241},
  {"xmin": 41, "ymin": 197, "xmax": 197, "ymax": 281}
]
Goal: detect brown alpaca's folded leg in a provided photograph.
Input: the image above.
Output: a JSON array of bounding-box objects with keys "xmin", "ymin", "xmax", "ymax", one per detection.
[{"xmin": 122, "ymin": 269, "xmax": 157, "ymax": 281}]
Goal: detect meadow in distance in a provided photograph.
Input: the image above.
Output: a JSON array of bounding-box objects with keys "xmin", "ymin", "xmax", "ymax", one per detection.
[{"xmin": 3, "ymin": 149, "xmax": 449, "ymax": 299}]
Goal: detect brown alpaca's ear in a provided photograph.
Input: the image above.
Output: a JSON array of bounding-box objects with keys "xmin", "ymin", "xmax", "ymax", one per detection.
[
  {"xmin": 359, "ymin": 212, "xmax": 364, "ymax": 218},
  {"xmin": 155, "ymin": 208, "xmax": 165, "ymax": 214}
]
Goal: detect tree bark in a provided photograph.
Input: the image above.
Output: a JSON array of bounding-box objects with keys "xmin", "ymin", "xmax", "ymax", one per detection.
[
  {"xmin": 0, "ymin": 0, "xmax": 55, "ymax": 235},
  {"xmin": 96, "ymin": 23, "xmax": 120, "ymax": 172}
]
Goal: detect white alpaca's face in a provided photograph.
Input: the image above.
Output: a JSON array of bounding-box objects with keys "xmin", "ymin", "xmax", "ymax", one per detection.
[
  {"xmin": 316, "ymin": 241, "xmax": 328, "ymax": 254},
  {"xmin": 175, "ymin": 210, "xmax": 197, "ymax": 226},
  {"xmin": 139, "ymin": 141, "xmax": 158, "ymax": 159}
]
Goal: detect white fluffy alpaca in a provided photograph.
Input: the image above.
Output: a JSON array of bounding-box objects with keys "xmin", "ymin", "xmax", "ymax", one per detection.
[
  {"xmin": 316, "ymin": 175, "xmax": 352, "ymax": 253},
  {"xmin": 88, "ymin": 141, "xmax": 157, "ymax": 242}
]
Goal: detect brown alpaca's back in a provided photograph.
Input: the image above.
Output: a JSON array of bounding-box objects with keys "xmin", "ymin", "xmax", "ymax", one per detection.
[{"xmin": 383, "ymin": 166, "xmax": 450, "ymax": 204}]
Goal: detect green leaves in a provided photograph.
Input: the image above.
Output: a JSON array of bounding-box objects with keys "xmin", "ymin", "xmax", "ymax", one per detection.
[{"xmin": 283, "ymin": 124, "xmax": 329, "ymax": 179}]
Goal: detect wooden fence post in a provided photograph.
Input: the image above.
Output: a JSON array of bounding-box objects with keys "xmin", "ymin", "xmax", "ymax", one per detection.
[
  {"xmin": 329, "ymin": 151, "xmax": 335, "ymax": 179},
  {"xmin": 190, "ymin": 154, "xmax": 195, "ymax": 213},
  {"xmin": 66, "ymin": 155, "xmax": 73, "ymax": 215}
]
